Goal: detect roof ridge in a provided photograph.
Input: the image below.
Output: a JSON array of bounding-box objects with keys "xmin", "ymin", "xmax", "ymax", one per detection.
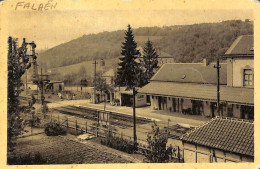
[
  {"xmin": 180, "ymin": 117, "xmax": 218, "ymax": 140},
  {"xmin": 216, "ymin": 116, "xmax": 254, "ymax": 124}
]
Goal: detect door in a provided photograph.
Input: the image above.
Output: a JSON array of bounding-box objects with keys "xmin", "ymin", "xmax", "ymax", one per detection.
[
  {"xmin": 146, "ymin": 95, "xmax": 151, "ymax": 105},
  {"xmin": 192, "ymin": 100, "xmax": 203, "ymax": 115},
  {"xmin": 210, "ymin": 102, "xmax": 217, "ymax": 117},
  {"xmin": 59, "ymin": 84, "xmax": 62, "ymax": 91},
  {"xmin": 158, "ymin": 96, "xmax": 162, "ymax": 110},
  {"xmin": 241, "ymin": 105, "xmax": 254, "ymax": 120},
  {"xmin": 172, "ymin": 98, "xmax": 176, "ymax": 112}
]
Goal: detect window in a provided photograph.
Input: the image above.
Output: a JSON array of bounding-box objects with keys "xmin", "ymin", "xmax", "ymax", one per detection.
[
  {"xmin": 137, "ymin": 94, "xmax": 145, "ymax": 100},
  {"xmin": 243, "ymin": 69, "xmax": 253, "ymax": 87}
]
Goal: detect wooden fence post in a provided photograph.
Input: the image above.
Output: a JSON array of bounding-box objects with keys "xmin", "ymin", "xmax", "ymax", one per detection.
[
  {"xmin": 75, "ymin": 120, "xmax": 78, "ymax": 132},
  {"xmin": 67, "ymin": 117, "xmax": 69, "ymax": 128},
  {"xmin": 96, "ymin": 124, "xmax": 98, "ymax": 137},
  {"xmin": 85, "ymin": 121, "xmax": 88, "ymax": 133},
  {"xmin": 178, "ymin": 146, "xmax": 180, "ymax": 162}
]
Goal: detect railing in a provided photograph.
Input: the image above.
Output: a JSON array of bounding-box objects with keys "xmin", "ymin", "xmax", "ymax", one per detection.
[
  {"xmin": 48, "ymin": 114, "xmax": 183, "ymax": 162},
  {"xmin": 49, "ymin": 115, "xmax": 147, "ymax": 147}
]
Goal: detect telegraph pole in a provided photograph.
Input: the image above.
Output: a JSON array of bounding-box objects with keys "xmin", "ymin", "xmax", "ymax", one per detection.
[
  {"xmin": 40, "ymin": 68, "xmax": 45, "ymax": 106},
  {"xmin": 93, "ymin": 60, "xmax": 98, "ymax": 104},
  {"xmin": 214, "ymin": 58, "xmax": 221, "ymax": 117},
  {"xmin": 133, "ymin": 87, "xmax": 137, "ymax": 150},
  {"xmin": 25, "ymin": 71, "xmax": 28, "ymax": 94}
]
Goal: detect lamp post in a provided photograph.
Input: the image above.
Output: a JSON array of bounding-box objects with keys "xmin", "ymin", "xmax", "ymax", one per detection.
[{"xmin": 93, "ymin": 59, "xmax": 105, "ymax": 104}]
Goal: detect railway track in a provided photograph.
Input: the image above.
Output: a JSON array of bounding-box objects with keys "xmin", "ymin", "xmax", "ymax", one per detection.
[
  {"xmin": 51, "ymin": 105, "xmax": 190, "ymax": 139},
  {"xmin": 51, "ymin": 106, "xmax": 144, "ymax": 129}
]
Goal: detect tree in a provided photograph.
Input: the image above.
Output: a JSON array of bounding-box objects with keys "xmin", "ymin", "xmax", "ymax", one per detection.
[
  {"xmin": 78, "ymin": 65, "xmax": 87, "ymax": 78},
  {"xmin": 95, "ymin": 73, "xmax": 108, "ymax": 100},
  {"xmin": 116, "ymin": 24, "xmax": 140, "ymax": 150},
  {"xmin": 146, "ymin": 122, "xmax": 170, "ymax": 163},
  {"xmin": 142, "ymin": 39, "xmax": 159, "ymax": 85},
  {"xmin": 116, "ymin": 24, "xmax": 140, "ymax": 88},
  {"xmin": 8, "ymin": 37, "xmax": 33, "ymax": 152}
]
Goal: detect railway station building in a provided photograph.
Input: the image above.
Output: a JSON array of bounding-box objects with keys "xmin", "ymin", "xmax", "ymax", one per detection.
[{"xmin": 139, "ymin": 35, "xmax": 254, "ymax": 120}]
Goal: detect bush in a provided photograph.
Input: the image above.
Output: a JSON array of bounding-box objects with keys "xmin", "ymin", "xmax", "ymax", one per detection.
[
  {"xmin": 101, "ymin": 131, "xmax": 136, "ymax": 154},
  {"xmin": 44, "ymin": 122, "xmax": 67, "ymax": 136},
  {"xmin": 145, "ymin": 122, "xmax": 170, "ymax": 163},
  {"xmin": 7, "ymin": 152, "xmax": 47, "ymax": 165}
]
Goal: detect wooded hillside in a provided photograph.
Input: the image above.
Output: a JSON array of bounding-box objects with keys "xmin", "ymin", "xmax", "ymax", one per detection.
[{"xmin": 37, "ymin": 20, "xmax": 253, "ymax": 85}]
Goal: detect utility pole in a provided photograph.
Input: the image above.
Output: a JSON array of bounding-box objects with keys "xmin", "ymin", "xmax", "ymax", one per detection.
[
  {"xmin": 93, "ymin": 60, "xmax": 98, "ymax": 104},
  {"xmin": 40, "ymin": 68, "xmax": 45, "ymax": 106},
  {"xmin": 25, "ymin": 71, "xmax": 28, "ymax": 94},
  {"xmin": 214, "ymin": 58, "xmax": 221, "ymax": 117},
  {"xmin": 133, "ymin": 87, "xmax": 137, "ymax": 150}
]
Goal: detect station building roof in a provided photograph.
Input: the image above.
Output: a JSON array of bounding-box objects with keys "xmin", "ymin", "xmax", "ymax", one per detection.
[
  {"xmin": 138, "ymin": 81, "xmax": 253, "ymax": 105},
  {"xmin": 151, "ymin": 62, "xmax": 227, "ymax": 85}
]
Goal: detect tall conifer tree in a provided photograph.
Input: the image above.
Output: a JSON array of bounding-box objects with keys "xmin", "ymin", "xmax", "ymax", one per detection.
[
  {"xmin": 142, "ymin": 39, "xmax": 159, "ymax": 84},
  {"xmin": 116, "ymin": 25, "xmax": 140, "ymax": 89}
]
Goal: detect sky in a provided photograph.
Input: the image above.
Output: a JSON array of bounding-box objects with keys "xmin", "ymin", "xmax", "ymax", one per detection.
[{"xmin": 8, "ymin": 9, "xmax": 253, "ymax": 50}]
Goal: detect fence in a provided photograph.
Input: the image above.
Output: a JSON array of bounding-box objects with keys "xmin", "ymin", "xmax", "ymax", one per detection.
[
  {"xmin": 48, "ymin": 114, "xmax": 183, "ymax": 162},
  {"xmin": 49, "ymin": 114, "xmax": 148, "ymax": 147}
]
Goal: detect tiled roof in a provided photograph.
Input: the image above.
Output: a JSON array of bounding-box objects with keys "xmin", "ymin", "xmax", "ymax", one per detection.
[
  {"xmin": 151, "ymin": 63, "xmax": 227, "ymax": 84},
  {"xmin": 138, "ymin": 81, "xmax": 253, "ymax": 104},
  {"xmin": 181, "ymin": 117, "xmax": 254, "ymax": 157},
  {"xmin": 225, "ymin": 35, "xmax": 254, "ymax": 57}
]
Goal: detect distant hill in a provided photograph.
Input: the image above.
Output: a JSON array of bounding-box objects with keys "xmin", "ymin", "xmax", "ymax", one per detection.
[{"xmin": 37, "ymin": 20, "xmax": 253, "ymax": 85}]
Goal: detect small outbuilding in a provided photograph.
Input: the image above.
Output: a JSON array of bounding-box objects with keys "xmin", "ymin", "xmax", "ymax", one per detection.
[
  {"xmin": 46, "ymin": 81, "xmax": 64, "ymax": 93},
  {"xmin": 181, "ymin": 116, "xmax": 254, "ymax": 163},
  {"xmin": 115, "ymin": 87, "xmax": 147, "ymax": 108}
]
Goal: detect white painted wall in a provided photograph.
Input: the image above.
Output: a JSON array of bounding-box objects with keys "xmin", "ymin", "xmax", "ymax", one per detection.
[
  {"xmin": 232, "ymin": 58, "xmax": 254, "ymax": 87},
  {"xmin": 182, "ymin": 142, "xmax": 252, "ymax": 163}
]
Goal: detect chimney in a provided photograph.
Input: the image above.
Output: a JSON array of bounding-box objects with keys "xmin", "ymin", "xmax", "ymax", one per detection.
[{"xmin": 203, "ymin": 58, "xmax": 209, "ymax": 66}]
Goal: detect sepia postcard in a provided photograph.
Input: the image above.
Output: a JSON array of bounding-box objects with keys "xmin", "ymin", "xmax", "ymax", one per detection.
[{"xmin": 0, "ymin": 0, "xmax": 259, "ymax": 168}]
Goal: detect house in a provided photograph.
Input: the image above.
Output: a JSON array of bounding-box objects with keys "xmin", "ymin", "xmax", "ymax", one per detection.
[
  {"xmin": 102, "ymin": 68, "xmax": 115, "ymax": 86},
  {"xmin": 157, "ymin": 50, "xmax": 175, "ymax": 67},
  {"xmin": 137, "ymin": 46, "xmax": 174, "ymax": 67},
  {"xmin": 181, "ymin": 116, "xmax": 254, "ymax": 163},
  {"xmin": 224, "ymin": 35, "xmax": 254, "ymax": 88},
  {"xmin": 46, "ymin": 81, "xmax": 64, "ymax": 93},
  {"xmin": 223, "ymin": 35, "xmax": 254, "ymax": 119},
  {"xmin": 102, "ymin": 68, "xmax": 116, "ymax": 103},
  {"xmin": 138, "ymin": 35, "xmax": 254, "ymax": 120}
]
